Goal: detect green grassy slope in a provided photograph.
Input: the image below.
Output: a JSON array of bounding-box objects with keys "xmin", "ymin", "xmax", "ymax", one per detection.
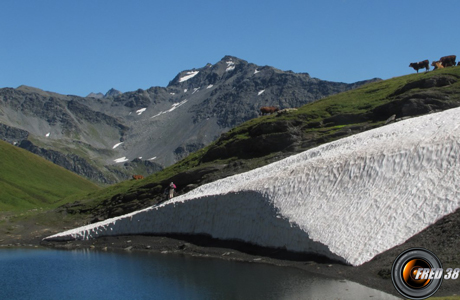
[
  {"xmin": 61, "ymin": 67, "xmax": 460, "ymax": 219},
  {"xmin": 0, "ymin": 140, "xmax": 100, "ymax": 211}
]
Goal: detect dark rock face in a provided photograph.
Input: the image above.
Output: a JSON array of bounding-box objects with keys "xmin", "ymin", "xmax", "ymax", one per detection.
[
  {"xmin": 0, "ymin": 123, "xmax": 29, "ymax": 144},
  {"xmin": 391, "ymin": 74, "xmax": 457, "ymax": 96},
  {"xmin": 174, "ymin": 143, "xmax": 205, "ymax": 161},
  {"xmin": 374, "ymin": 75, "xmax": 460, "ymax": 120},
  {"xmin": 0, "ymin": 56, "xmax": 378, "ymax": 184}
]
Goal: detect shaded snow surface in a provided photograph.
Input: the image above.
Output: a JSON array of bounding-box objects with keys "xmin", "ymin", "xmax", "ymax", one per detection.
[{"xmin": 45, "ymin": 107, "xmax": 460, "ymax": 266}]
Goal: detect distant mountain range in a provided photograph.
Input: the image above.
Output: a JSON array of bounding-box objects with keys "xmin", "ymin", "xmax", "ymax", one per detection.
[
  {"xmin": 0, "ymin": 56, "xmax": 379, "ymax": 184},
  {"xmin": 87, "ymin": 88, "xmax": 122, "ymax": 99}
]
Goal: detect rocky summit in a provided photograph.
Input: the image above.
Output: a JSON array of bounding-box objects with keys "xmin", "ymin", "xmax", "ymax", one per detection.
[{"xmin": 0, "ymin": 56, "xmax": 379, "ymax": 184}]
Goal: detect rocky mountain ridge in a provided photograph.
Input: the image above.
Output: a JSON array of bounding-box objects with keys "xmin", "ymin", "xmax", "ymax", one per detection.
[
  {"xmin": 87, "ymin": 88, "xmax": 123, "ymax": 99},
  {"xmin": 0, "ymin": 56, "xmax": 379, "ymax": 184}
]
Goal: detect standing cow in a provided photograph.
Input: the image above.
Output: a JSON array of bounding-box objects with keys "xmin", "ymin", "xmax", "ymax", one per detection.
[
  {"xmin": 439, "ymin": 55, "xmax": 456, "ymax": 67},
  {"xmin": 409, "ymin": 60, "xmax": 430, "ymax": 73},
  {"xmin": 260, "ymin": 106, "xmax": 279, "ymax": 115}
]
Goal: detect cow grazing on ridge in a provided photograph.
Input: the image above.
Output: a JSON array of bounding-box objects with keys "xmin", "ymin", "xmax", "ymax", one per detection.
[
  {"xmin": 132, "ymin": 175, "xmax": 144, "ymax": 180},
  {"xmin": 431, "ymin": 61, "xmax": 444, "ymax": 70},
  {"xmin": 409, "ymin": 60, "xmax": 429, "ymax": 73},
  {"xmin": 260, "ymin": 106, "xmax": 279, "ymax": 115},
  {"xmin": 439, "ymin": 55, "xmax": 456, "ymax": 67}
]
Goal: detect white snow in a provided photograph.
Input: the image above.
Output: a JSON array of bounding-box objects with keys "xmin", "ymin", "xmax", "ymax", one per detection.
[
  {"xmin": 44, "ymin": 107, "xmax": 460, "ymax": 266},
  {"xmin": 258, "ymin": 90, "xmax": 265, "ymax": 96},
  {"xmin": 150, "ymin": 112, "xmax": 164, "ymax": 119},
  {"xmin": 170, "ymin": 92, "xmax": 175, "ymax": 95},
  {"xmin": 207, "ymin": 84, "xmax": 213, "ymax": 89},
  {"xmin": 150, "ymin": 100, "xmax": 188, "ymax": 119},
  {"xmin": 167, "ymin": 99, "xmax": 188, "ymax": 112},
  {"xmin": 148, "ymin": 157, "xmax": 157, "ymax": 160},
  {"xmin": 192, "ymin": 88, "xmax": 200, "ymax": 94},
  {"xmin": 45, "ymin": 132, "xmax": 50, "ymax": 137},
  {"xmin": 179, "ymin": 71, "xmax": 199, "ymax": 82},
  {"xmin": 114, "ymin": 157, "xmax": 129, "ymax": 163},
  {"xmin": 184, "ymin": 89, "xmax": 188, "ymax": 93},
  {"xmin": 136, "ymin": 108, "xmax": 147, "ymax": 115},
  {"xmin": 112, "ymin": 142, "xmax": 123, "ymax": 149},
  {"xmin": 226, "ymin": 61, "xmax": 235, "ymax": 72},
  {"xmin": 254, "ymin": 69, "xmax": 260, "ymax": 74}
]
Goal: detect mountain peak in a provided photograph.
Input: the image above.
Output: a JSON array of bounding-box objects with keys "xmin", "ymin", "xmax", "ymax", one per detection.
[
  {"xmin": 220, "ymin": 55, "xmax": 244, "ymax": 62},
  {"xmin": 86, "ymin": 92, "xmax": 104, "ymax": 99},
  {"xmin": 105, "ymin": 88, "xmax": 122, "ymax": 98},
  {"xmin": 168, "ymin": 55, "xmax": 251, "ymax": 87},
  {"xmin": 86, "ymin": 88, "xmax": 122, "ymax": 99}
]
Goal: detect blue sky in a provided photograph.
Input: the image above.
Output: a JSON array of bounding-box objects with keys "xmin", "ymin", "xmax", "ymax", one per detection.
[{"xmin": 1, "ymin": 0, "xmax": 459, "ymax": 96}]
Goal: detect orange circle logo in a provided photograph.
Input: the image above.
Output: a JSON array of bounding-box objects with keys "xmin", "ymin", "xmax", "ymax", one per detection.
[{"xmin": 402, "ymin": 258, "xmax": 431, "ymax": 288}]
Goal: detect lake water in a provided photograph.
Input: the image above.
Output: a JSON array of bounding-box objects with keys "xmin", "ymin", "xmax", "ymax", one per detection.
[{"xmin": 0, "ymin": 248, "xmax": 400, "ymax": 300}]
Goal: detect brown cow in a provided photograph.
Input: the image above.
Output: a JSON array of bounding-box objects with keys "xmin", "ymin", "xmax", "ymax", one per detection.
[
  {"xmin": 439, "ymin": 55, "xmax": 456, "ymax": 67},
  {"xmin": 260, "ymin": 106, "xmax": 279, "ymax": 115},
  {"xmin": 132, "ymin": 175, "xmax": 144, "ymax": 180},
  {"xmin": 431, "ymin": 61, "xmax": 444, "ymax": 70},
  {"xmin": 409, "ymin": 60, "xmax": 429, "ymax": 73}
]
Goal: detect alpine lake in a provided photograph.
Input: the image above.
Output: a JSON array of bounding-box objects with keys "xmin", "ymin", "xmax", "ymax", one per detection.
[{"xmin": 0, "ymin": 247, "xmax": 400, "ymax": 300}]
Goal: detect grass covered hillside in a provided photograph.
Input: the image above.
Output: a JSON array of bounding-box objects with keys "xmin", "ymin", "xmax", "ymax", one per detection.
[
  {"xmin": 62, "ymin": 66, "xmax": 460, "ymax": 221},
  {"xmin": 0, "ymin": 140, "xmax": 100, "ymax": 211}
]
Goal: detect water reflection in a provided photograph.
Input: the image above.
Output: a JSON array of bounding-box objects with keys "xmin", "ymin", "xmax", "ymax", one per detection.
[{"xmin": 0, "ymin": 248, "xmax": 399, "ymax": 300}]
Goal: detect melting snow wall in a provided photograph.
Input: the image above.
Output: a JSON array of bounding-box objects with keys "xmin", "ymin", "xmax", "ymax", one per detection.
[{"xmin": 45, "ymin": 108, "xmax": 460, "ymax": 266}]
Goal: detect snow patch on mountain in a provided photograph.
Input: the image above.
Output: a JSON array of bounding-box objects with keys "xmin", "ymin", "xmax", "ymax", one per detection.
[
  {"xmin": 150, "ymin": 100, "xmax": 188, "ymax": 119},
  {"xmin": 226, "ymin": 61, "xmax": 235, "ymax": 72},
  {"xmin": 112, "ymin": 142, "xmax": 123, "ymax": 149},
  {"xmin": 136, "ymin": 108, "xmax": 147, "ymax": 115},
  {"xmin": 114, "ymin": 157, "xmax": 129, "ymax": 163},
  {"xmin": 179, "ymin": 71, "xmax": 199, "ymax": 82}
]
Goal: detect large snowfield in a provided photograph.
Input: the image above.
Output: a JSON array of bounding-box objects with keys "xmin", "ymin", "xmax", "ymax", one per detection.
[{"xmin": 45, "ymin": 107, "xmax": 460, "ymax": 266}]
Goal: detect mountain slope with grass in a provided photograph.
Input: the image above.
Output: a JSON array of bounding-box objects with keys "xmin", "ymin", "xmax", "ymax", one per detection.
[
  {"xmin": 61, "ymin": 66, "xmax": 460, "ymax": 222},
  {"xmin": 0, "ymin": 139, "xmax": 100, "ymax": 211}
]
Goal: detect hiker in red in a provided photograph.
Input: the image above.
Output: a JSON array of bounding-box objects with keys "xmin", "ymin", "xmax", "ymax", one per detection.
[{"xmin": 169, "ymin": 182, "xmax": 176, "ymax": 199}]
